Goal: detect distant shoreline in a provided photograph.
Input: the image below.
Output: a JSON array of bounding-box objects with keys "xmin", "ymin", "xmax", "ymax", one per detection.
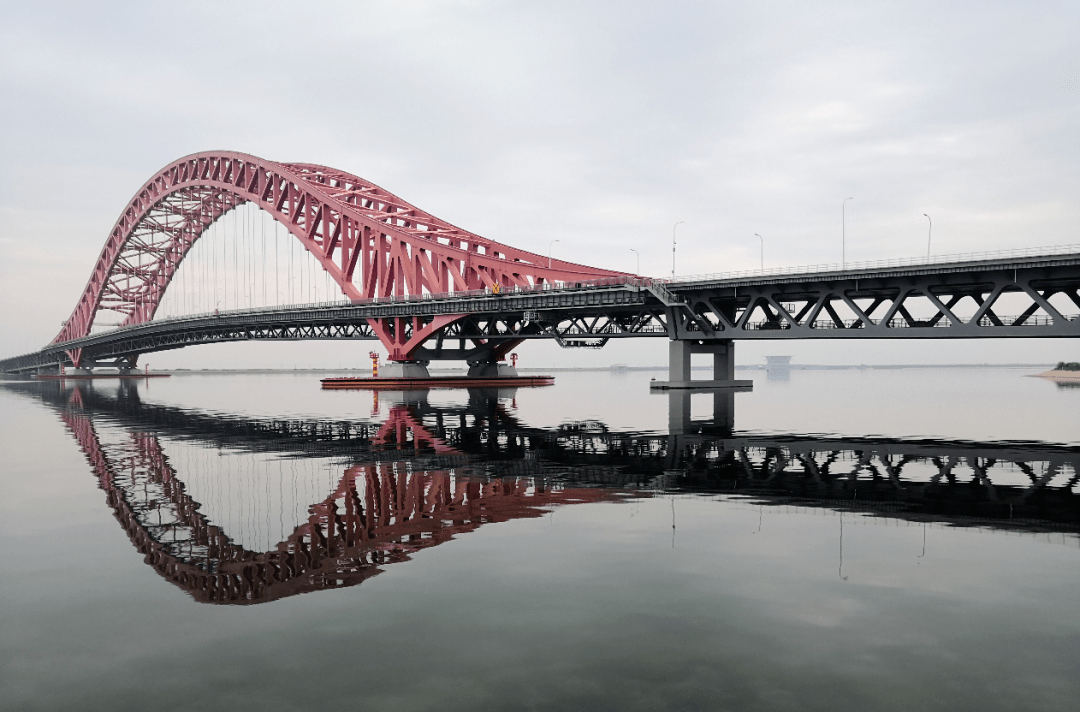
[
  {"xmin": 608, "ymin": 363, "xmax": 1053, "ymax": 372},
  {"xmin": 151, "ymin": 363, "xmax": 1056, "ymax": 375}
]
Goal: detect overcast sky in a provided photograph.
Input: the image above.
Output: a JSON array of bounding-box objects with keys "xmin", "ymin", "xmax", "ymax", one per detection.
[{"xmin": 1, "ymin": 0, "xmax": 1077, "ymax": 368}]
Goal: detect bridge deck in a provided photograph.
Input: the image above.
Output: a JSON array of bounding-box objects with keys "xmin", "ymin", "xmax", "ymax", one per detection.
[
  {"xmin": 674, "ymin": 244, "xmax": 1080, "ymax": 288},
  {"xmin": 3, "ymin": 249, "xmax": 1079, "ymax": 373}
]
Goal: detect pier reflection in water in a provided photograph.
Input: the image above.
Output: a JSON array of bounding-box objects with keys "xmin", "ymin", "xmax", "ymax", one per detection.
[{"xmin": 23, "ymin": 379, "xmax": 1080, "ymax": 606}]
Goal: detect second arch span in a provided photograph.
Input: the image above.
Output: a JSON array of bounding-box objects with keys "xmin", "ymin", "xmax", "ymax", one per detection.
[{"xmin": 56, "ymin": 151, "xmax": 626, "ymax": 366}]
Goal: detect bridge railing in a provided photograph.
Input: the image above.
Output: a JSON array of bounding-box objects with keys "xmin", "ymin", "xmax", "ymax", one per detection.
[
  {"xmin": 128, "ymin": 276, "xmax": 662, "ymax": 333},
  {"xmin": 345, "ymin": 275, "xmax": 659, "ymax": 305},
  {"xmin": 674, "ymin": 243, "xmax": 1080, "ymax": 283}
]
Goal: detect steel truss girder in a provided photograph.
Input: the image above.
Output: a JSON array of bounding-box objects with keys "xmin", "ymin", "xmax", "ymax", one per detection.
[{"xmin": 667, "ymin": 265, "xmax": 1080, "ymax": 339}]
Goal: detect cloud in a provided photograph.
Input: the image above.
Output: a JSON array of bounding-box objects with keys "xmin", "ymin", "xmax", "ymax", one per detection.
[{"xmin": 1, "ymin": 0, "xmax": 1078, "ymax": 364}]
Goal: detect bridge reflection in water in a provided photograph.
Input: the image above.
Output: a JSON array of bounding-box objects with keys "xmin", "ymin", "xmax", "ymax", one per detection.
[{"xmin": 23, "ymin": 380, "xmax": 1080, "ymax": 605}]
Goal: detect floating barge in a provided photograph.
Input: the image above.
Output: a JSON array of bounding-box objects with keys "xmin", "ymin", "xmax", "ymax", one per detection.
[{"xmin": 321, "ymin": 375, "xmax": 554, "ymax": 390}]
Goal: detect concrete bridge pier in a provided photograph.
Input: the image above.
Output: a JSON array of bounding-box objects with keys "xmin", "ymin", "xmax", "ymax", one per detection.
[
  {"xmin": 652, "ymin": 339, "xmax": 753, "ymax": 389},
  {"xmin": 380, "ymin": 361, "xmax": 431, "ymax": 378},
  {"xmin": 465, "ymin": 344, "xmax": 520, "ymax": 378}
]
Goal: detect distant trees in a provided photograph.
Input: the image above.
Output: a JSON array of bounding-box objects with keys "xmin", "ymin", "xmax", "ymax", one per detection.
[{"xmin": 1055, "ymin": 362, "xmax": 1080, "ymax": 371}]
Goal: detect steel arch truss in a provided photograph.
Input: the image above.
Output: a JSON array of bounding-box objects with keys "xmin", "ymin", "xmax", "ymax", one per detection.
[{"xmin": 55, "ymin": 151, "xmax": 626, "ymax": 364}]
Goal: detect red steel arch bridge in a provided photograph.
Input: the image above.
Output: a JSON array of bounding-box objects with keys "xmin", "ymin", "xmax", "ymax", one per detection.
[{"xmin": 1, "ymin": 151, "xmax": 1079, "ymax": 376}]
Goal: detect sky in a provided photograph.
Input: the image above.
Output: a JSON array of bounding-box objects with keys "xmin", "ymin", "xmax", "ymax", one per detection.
[{"xmin": 1, "ymin": 0, "xmax": 1078, "ymax": 368}]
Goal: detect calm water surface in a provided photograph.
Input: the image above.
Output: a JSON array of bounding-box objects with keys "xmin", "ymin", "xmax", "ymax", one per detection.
[{"xmin": 1, "ymin": 368, "xmax": 1077, "ymax": 711}]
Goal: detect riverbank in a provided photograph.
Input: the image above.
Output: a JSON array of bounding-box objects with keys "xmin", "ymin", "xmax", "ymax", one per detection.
[{"xmin": 1032, "ymin": 370, "xmax": 1080, "ymax": 383}]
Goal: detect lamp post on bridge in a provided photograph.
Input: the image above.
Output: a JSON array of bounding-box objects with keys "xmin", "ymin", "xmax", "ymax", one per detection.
[
  {"xmin": 630, "ymin": 248, "xmax": 640, "ymax": 276},
  {"xmin": 548, "ymin": 239, "xmax": 560, "ymax": 269},
  {"xmin": 842, "ymin": 197, "xmax": 854, "ymax": 268},
  {"xmin": 755, "ymin": 233, "xmax": 764, "ymax": 271},
  {"xmin": 923, "ymin": 213, "xmax": 932, "ymax": 258},
  {"xmin": 671, "ymin": 221, "xmax": 685, "ymax": 280}
]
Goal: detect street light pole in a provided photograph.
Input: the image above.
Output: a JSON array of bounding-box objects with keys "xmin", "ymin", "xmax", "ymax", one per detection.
[
  {"xmin": 671, "ymin": 221, "xmax": 685, "ymax": 280},
  {"xmin": 923, "ymin": 213, "xmax": 932, "ymax": 258},
  {"xmin": 755, "ymin": 233, "xmax": 764, "ymax": 271},
  {"xmin": 548, "ymin": 239, "xmax": 560, "ymax": 269},
  {"xmin": 842, "ymin": 197, "xmax": 854, "ymax": 268},
  {"xmin": 629, "ymin": 248, "xmax": 640, "ymax": 276}
]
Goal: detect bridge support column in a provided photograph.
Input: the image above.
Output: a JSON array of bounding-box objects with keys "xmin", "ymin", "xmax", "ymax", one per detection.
[
  {"xmin": 465, "ymin": 346, "xmax": 519, "ymax": 378},
  {"xmin": 669, "ymin": 340, "xmax": 692, "ymax": 382},
  {"xmin": 713, "ymin": 341, "xmax": 735, "ymax": 381},
  {"xmin": 651, "ymin": 339, "xmax": 752, "ymax": 389}
]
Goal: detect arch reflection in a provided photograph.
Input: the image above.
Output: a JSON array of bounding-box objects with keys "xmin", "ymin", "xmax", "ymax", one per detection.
[{"xmin": 12, "ymin": 379, "xmax": 1080, "ymax": 604}]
